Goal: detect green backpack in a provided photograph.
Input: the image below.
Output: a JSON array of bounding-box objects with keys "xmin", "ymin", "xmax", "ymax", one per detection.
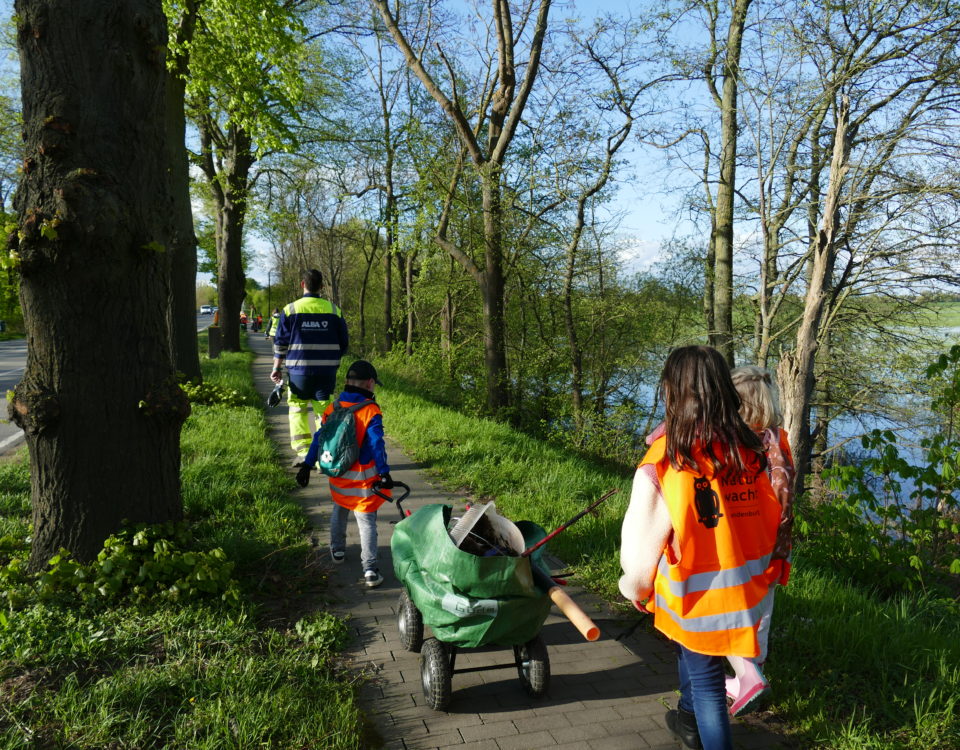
[{"xmin": 317, "ymin": 400, "xmax": 373, "ymax": 477}]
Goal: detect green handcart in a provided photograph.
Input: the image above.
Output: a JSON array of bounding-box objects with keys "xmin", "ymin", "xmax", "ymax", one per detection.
[{"xmin": 390, "ymin": 502, "xmax": 553, "ymax": 711}]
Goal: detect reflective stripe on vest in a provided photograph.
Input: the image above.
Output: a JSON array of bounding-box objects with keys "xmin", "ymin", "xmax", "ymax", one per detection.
[
  {"xmin": 655, "ymin": 551, "xmax": 775, "ymax": 599},
  {"xmin": 284, "ymin": 357, "xmax": 342, "ymax": 368},
  {"xmin": 641, "ymin": 435, "xmax": 781, "ymax": 657},
  {"xmin": 275, "ymin": 296, "xmax": 344, "ymax": 367},
  {"xmin": 323, "ymin": 399, "xmax": 388, "ymax": 513}
]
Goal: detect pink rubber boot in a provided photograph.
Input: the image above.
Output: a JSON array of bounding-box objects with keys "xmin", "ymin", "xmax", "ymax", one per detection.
[{"xmin": 728, "ymin": 662, "xmax": 769, "ymax": 717}]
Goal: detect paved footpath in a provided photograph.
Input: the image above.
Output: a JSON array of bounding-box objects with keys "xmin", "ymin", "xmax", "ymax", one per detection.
[{"xmin": 247, "ymin": 336, "xmax": 791, "ymax": 750}]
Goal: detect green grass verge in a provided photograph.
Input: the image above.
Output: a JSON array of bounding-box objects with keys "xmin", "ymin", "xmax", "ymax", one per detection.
[
  {"xmin": 0, "ymin": 347, "xmax": 367, "ymax": 749},
  {"xmin": 376, "ymin": 362, "xmax": 960, "ymax": 750}
]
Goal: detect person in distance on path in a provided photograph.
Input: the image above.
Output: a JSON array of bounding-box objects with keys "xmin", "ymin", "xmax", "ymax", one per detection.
[
  {"xmin": 619, "ymin": 346, "xmax": 784, "ymax": 750},
  {"xmin": 265, "ymin": 308, "xmax": 280, "ymax": 339}
]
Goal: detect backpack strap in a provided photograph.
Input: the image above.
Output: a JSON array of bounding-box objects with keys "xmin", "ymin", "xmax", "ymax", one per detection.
[{"xmin": 333, "ymin": 399, "xmax": 374, "ymax": 414}]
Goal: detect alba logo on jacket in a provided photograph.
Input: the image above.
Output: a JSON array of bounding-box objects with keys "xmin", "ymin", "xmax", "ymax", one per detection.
[{"xmin": 300, "ymin": 321, "xmax": 329, "ymax": 329}]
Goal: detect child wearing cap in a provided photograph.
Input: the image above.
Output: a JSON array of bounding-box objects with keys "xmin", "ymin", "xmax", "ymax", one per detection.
[{"xmin": 296, "ymin": 359, "xmax": 393, "ymax": 588}]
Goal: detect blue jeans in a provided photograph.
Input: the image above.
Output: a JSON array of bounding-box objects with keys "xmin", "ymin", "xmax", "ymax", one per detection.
[
  {"xmin": 330, "ymin": 503, "xmax": 378, "ymax": 572},
  {"xmin": 676, "ymin": 643, "xmax": 733, "ymax": 750}
]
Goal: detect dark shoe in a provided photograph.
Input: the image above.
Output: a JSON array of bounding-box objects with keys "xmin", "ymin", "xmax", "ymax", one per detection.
[
  {"xmin": 666, "ymin": 706, "xmax": 702, "ymax": 750},
  {"xmin": 364, "ymin": 569, "xmax": 383, "ymax": 588}
]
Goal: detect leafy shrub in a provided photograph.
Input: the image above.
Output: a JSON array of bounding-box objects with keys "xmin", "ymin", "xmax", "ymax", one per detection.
[
  {"xmin": 1, "ymin": 522, "xmax": 239, "ymax": 610},
  {"xmin": 180, "ymin": 379, "xmax": 253, "ymax": 407},
  {"xmin": 803, "ymin": 347, "xmax": 960, "ymax": 596},
  {"xmin": 294, "ymin": 612, "xmax": 349, "ymax": 656}
]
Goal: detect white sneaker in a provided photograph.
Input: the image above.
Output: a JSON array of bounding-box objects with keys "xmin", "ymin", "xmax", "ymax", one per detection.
[
  {"xmin": 330, "ymin": 549, "xmax": 345, "ymax": 564},
  {"xmin": 364, "ymin": 569, "xmax": 383, "ymax": 588}
]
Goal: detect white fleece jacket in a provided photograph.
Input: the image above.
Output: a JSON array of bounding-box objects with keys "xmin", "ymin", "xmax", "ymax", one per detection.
[{"xmin": 618, "ymin": 463, "xmax": 676, "ymax": 605}]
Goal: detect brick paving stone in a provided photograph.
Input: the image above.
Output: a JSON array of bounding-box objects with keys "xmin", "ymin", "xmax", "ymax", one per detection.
[
  {"xmin": 497, "ymin": 730, "xmax": 557, "ymax": 749},
  {"xmin": 510, "ymin": 712, "xmax": 573, "ymax": 733},
  {"xmin": 582, "ymin": 675, "xmax": 647, "ymax": 699},
  {"xmin": 600, "ymin": 716, "xmax": 660, "ymax": 736},
  {"xmin": 458, "ymin": 719, "xmax": 520, "ymax": 743},
  {"xmin": 437, "ymin": 741, "xmax": 499, "ymax": 750},
  {"xmin": 423, "ymin": 713, "xmax": 484, "ymax": 733},
  {"xmin": 549, "ymin": 722, "xmax": 610, "ymax": 744},
  {"xmin": 531, "ymin": 699, "xmax": 588, "ymax": 717},
  {"xmin": 381, "ymin": 696, "xmax": 418, "ymax": 713},
  {"xmin": 564, "ymin": 706, "xmax": 622, "ymax": 726},
  {"xmin": 588, "ymin": 734, "xmax": 649, "ymax": 750},
  {"xmin": 642, "ymin": 727, "xmax": 677, "ymax": 746},
  {"xmin": 405, "ymin": 730, "xmax": 464, "ymax": 748},
  {"xmin": 546, "ymin": 680, "xmax": 601, "ymax": 702}
]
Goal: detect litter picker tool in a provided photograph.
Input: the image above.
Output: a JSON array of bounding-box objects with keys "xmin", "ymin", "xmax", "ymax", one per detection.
[{"xmin": 520, "ymin": 488, "xmax": 619, "ymax": 558}]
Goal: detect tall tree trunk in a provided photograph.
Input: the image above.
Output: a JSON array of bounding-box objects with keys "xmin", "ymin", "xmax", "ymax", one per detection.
[
  {"xmin": 481, "ymin": 166, "xmax": 509, "ymax": 412},
  {"xmin": 165, "ymin": 2, "xmax": 201, "ymax": 380},
  {"xmin": 383, "ymin": 186, "xmax": 395, "ymax": 353},
  {"xmin": 710, "ymin": 0, "xmax": 751, "ymax": 366},
  {"xmin": 358, "ymin": 227, "xmax": 379, "ymax": 346},
  {"xmin": 201, "ymin": 122, "xmax": 252, "ymax": 352},
  {"xmin": 779, "ymin": 96, "xmax": 851, "ymax": 496},
  {"xmin": 11, "ymin": 0, "xmax": 188, "ymax": 568},
  {"xmin": 383, "ymin": 241, "xmax": 393, "ymax": 352},
  {"xmin": 404, "ymin": 251, "xmax": 415, "ymax": 356}
]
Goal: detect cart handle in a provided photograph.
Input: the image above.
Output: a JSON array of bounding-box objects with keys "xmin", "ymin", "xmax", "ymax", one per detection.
[{"xmin": 373, "ymin": 480, "xmax": 411, "ymax": 521}]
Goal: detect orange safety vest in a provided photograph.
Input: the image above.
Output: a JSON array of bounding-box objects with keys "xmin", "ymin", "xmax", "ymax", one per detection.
[
  {"xmin": 321, "ymin": 399, "xmax": 391, "ymax": 513},
  {"xmin": 641, "ymin": 435, "xmax": 782, "ymax": 657}
]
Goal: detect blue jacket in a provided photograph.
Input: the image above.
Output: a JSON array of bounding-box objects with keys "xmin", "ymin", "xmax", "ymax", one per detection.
[
  {"xmin": 304, "ymin": 387, "xmax": 390, "ymax": 475},
  {"xmin": 273, "ymin": 294, "xmax": 349, "ymax": 375}
]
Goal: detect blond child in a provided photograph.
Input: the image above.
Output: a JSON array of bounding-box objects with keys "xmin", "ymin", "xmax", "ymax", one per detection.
[{"xmin": 724, "ymin": 365, "xmax": 795, "ymax": 717}]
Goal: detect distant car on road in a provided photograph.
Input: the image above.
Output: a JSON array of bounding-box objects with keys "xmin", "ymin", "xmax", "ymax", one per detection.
[{"xmin": 200, "ymin": 305, "xmax": 214, "ymax": 314}]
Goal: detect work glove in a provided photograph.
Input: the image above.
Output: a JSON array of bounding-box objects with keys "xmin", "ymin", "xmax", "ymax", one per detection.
[
  {"xmin": 377, "ymin": 473, "xmax": 395, "ymax": 490},
  {"xmin": 632, "ymin": 599, "xmax": 652, "ymax": 615},
  {"xmin": 295, "ymin": 462, "xmax": 313, "ymax": 488},
  {"xmin": 266, "ymin": 382, "xmax": 284, "ymax": 408}
]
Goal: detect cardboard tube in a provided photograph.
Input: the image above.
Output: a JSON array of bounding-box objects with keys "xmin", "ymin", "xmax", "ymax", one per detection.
[
  {"xmin": 547, "ymin": 586, "xmax": 600, "ymax": 641},
  {"xmin": 531, "ymin": 565, "xmax": 600, "ymax": 641}
]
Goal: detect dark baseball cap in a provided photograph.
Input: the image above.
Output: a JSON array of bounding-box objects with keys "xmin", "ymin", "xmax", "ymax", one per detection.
[{"xmin": 346, "ymin": 359, "xmax": 381, "ymax": 384}]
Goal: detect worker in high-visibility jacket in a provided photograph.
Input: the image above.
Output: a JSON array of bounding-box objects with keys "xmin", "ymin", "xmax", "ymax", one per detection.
[
  {"xmin": 270, "ymin": 269, "xmax": 349, "ymax": 458},
  {"xmin": 295, "ymin": 359, "xmax": 392, "ymax": 589},
  {"xmin": 265, "ymin": 308, "xmax": 280, "ymax": 339},
  {"xmin": 619, "ymin": 346, "xmax": 781, "ymax": 750}
]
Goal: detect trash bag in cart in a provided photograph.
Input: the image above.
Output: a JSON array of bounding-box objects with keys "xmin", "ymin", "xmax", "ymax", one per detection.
[{"xmin": 391, "ymin": 503, "xmax": 551, "ymax": 649}]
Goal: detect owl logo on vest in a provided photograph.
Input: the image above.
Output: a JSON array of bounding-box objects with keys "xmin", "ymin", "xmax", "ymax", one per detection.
[{"xmin": 693, "ymin": 475, "xmax": 723, "ymax": 528}]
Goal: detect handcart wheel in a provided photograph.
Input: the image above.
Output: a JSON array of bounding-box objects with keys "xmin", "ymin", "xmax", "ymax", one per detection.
[
  {"xmin": 514, "ymin": 634, "xmax": 550, "ymax": 697},
  {"xmin": 397, "ymin": 588, "xmax": 424, "ymax": 653},
  {"xmin": 420, "ymin": 638, "xmax": 452, "ymax": 711}
]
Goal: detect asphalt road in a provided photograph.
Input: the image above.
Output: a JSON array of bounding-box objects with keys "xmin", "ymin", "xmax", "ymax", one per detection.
[
  {"xmin": 0, "ymin": 338, "xmax": 28, "ymax": 453},
  {"xmin": 0, "ymin": 314, "xmax": 215, "ymax": 455}
]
